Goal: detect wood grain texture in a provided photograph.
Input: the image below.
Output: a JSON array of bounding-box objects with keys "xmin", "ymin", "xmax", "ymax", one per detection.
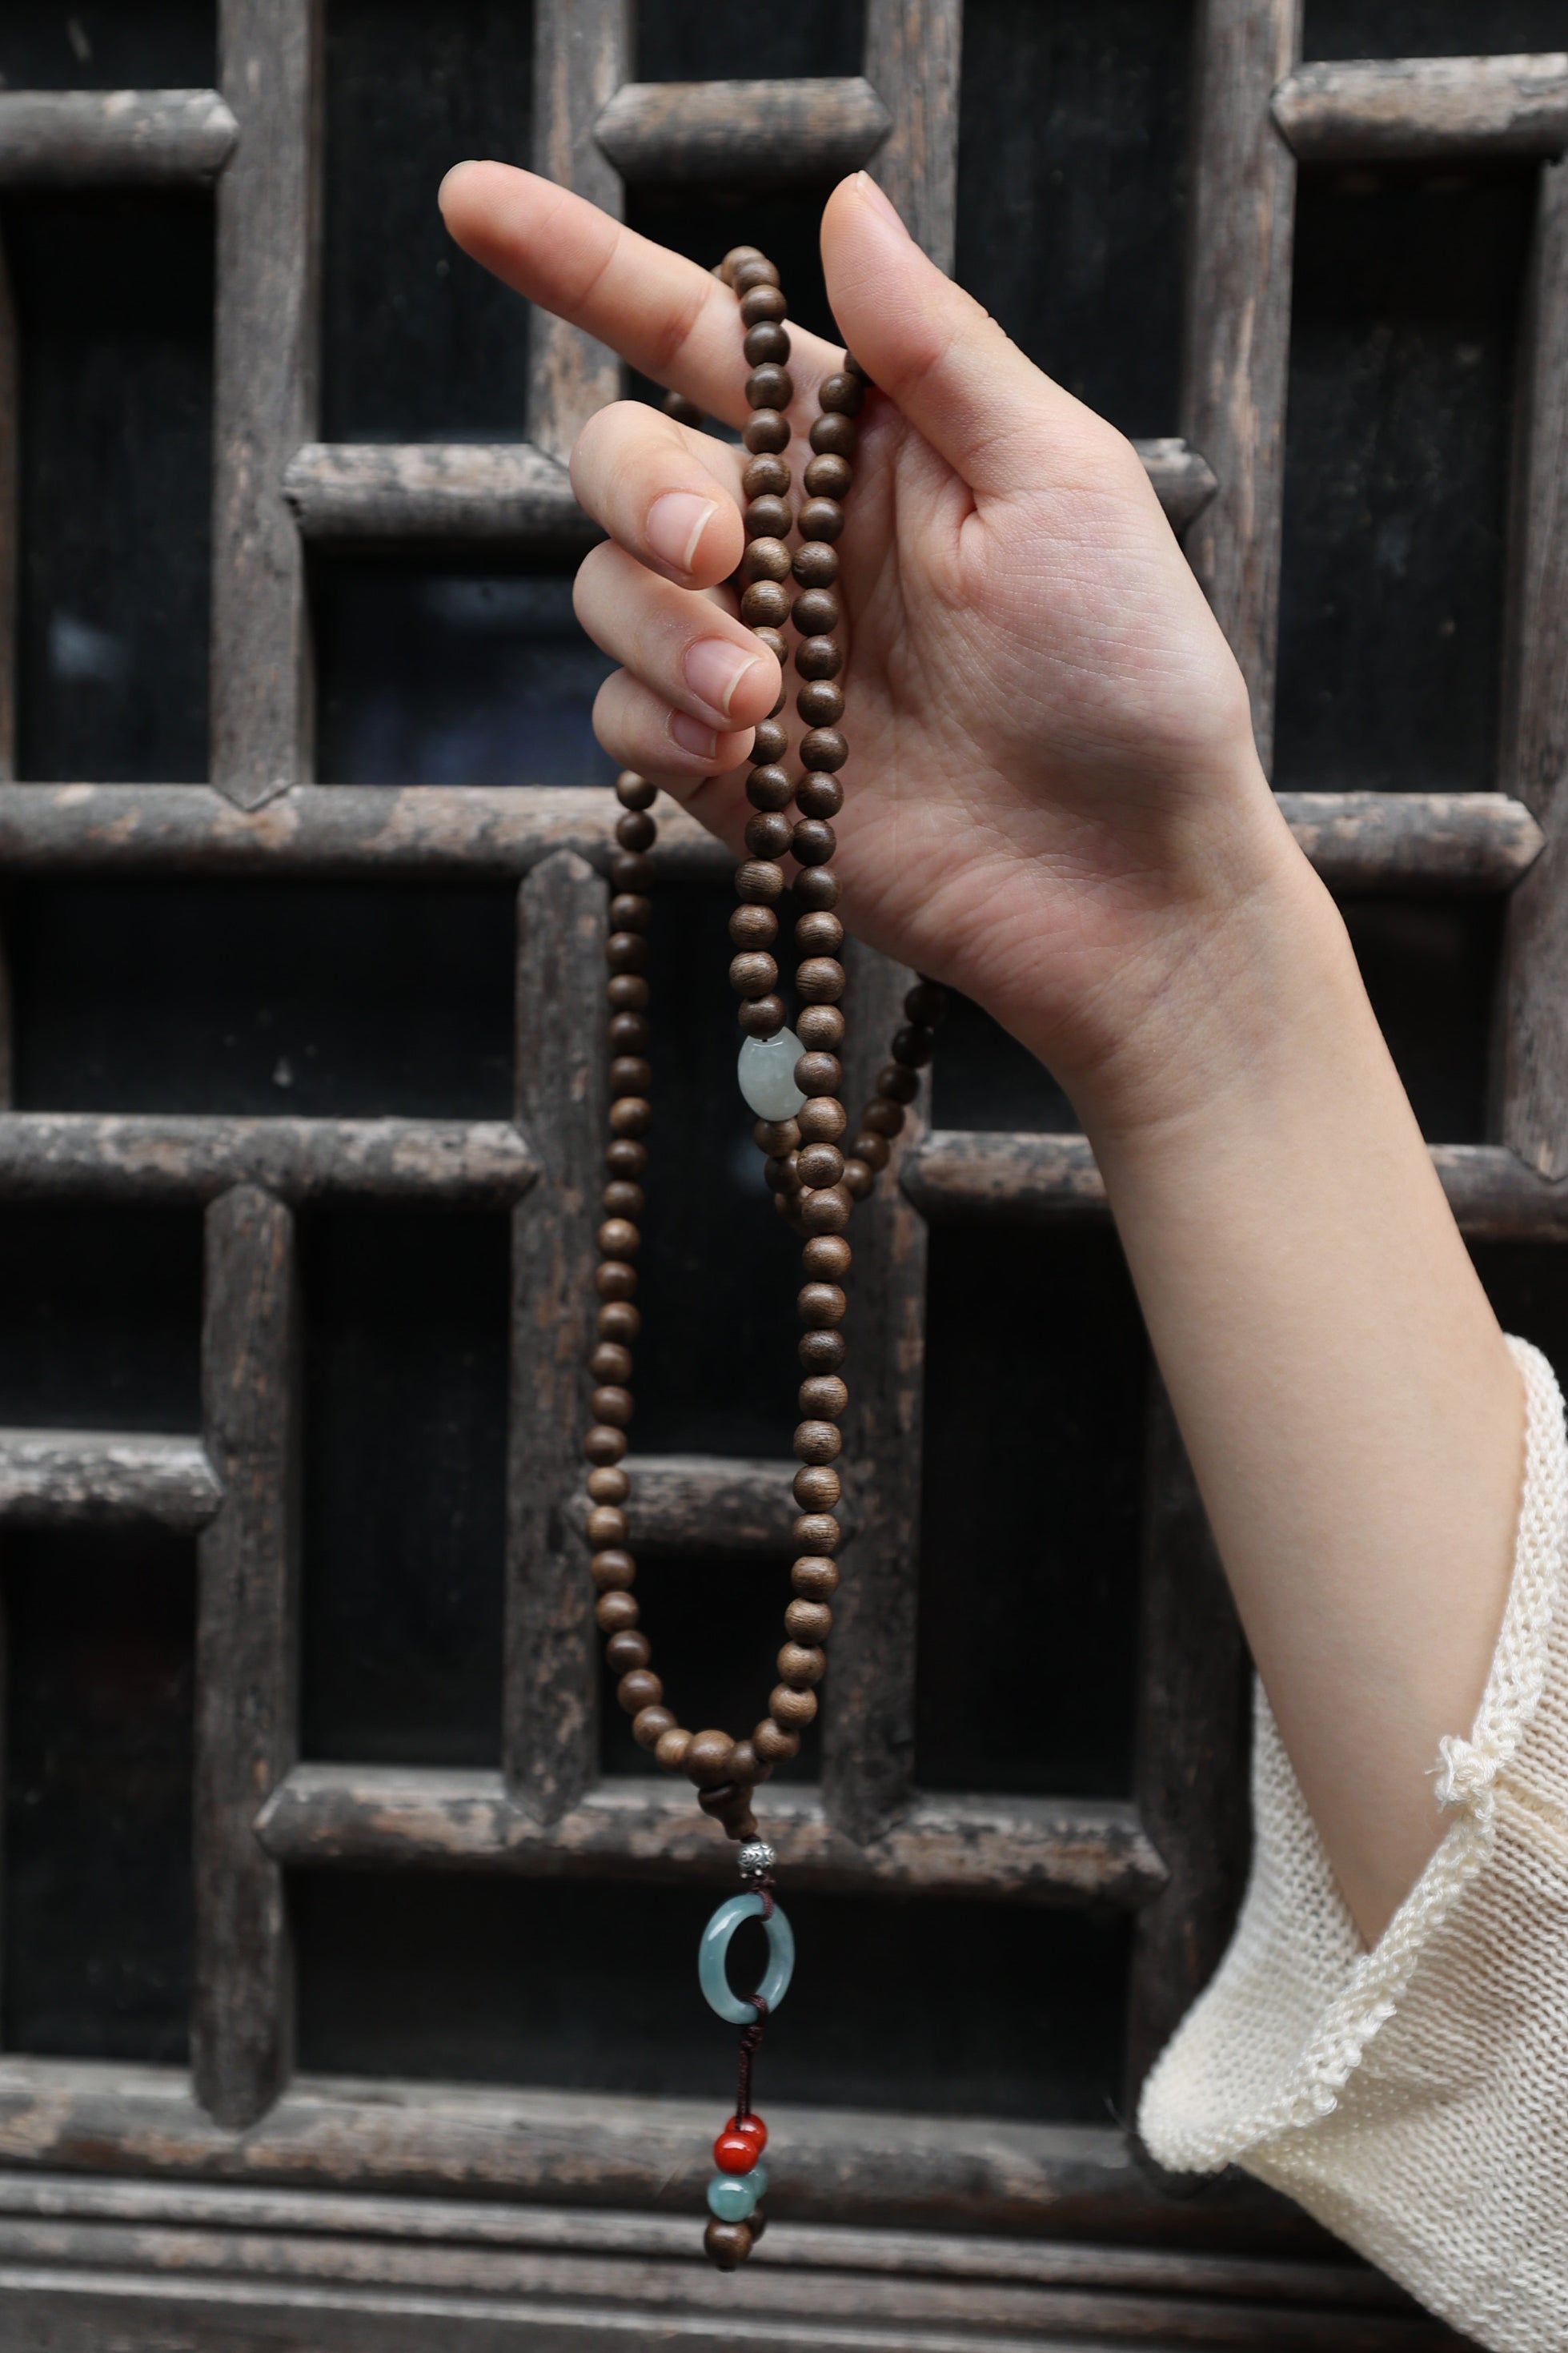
[
  {"xmin": 1182, "ymin": 0, "xmax": 1302, "ymax": 769},
  {"xmin": 507, "ymin": 854, "xmax": 607, "ymax": 1821},
  {"xmin": 864, "ymin": 0, "xmax": 963, "ymax": 271},
  {"xmin": 255, "ymin": 1766, "xmax": 1163, "ymax": 1905},
  {"xmin": 0, "ymin": 1115, "xmax": 535, "ymax": 1204},
  {"xmin": 1274, "ymin": 789, "xmax": 1543, "ymax": 890},
  {"xmin": 0, "ymin": 234, "xmax": 15, "ymax": 785},
  {"xmin": 282, "ymin": 442, "xmax": 599, "ymax": 549},
  {"xmin": 0, "ymin": 1431, "xmax": 221, "ymax": 1529},
  {"xmin": 822, "ymin": 939, "xmax": 928, "ymax": 1844},
  {"xmin": 1498, "ymin": 157, "xmax": 1568, "ymax": 1179},
  {"xmin": 594, "ymin": 77, "xmax": 891, "ymax": 187},
  {"xmin": 1125, "ymin": 1384, "xmax": 1253, "ymax": 2104},
  {"xmin": 0, "ymin": 90, "xmax": 239, "ymax": 184},
  {"xmin": 1273, "ymin": 53, "xmax": 1568, "ymax": 163},
  {"xmin": 528, "ymin": 0, "xmax": 628, "ymax": 464},
  {"xmin": 211, "ymin": 0, "xmax": 321, "ymax": 808},
  {"xmin": 569, "ymin": 1452, "xmax": 800, "ymax": 1552},
  {"xmin": 193, "ymin": 1188, "xmax": 299, "ymax": 2130}
]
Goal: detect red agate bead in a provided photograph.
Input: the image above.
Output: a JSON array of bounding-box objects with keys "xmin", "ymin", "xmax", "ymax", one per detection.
[{"xmin": 718, "ymin": 2113, "xmax": 768, "ymax": 2166}]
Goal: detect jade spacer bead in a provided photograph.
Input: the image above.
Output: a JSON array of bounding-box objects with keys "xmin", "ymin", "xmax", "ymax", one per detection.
[{"xmin": 707, "ymin": 2162, "xmax": 768, "ymax": 2221}]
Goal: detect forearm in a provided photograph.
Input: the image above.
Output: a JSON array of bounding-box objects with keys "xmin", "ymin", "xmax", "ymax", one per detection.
[{"xmin": 1052, "ymin": 810, "xmax": 1523, "ymax": 1944}]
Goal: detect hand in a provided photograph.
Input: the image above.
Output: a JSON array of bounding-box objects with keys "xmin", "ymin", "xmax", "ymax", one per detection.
[{"xmin": 439, "ymin": 163, "xmax": 1308, "ymax": 1132}]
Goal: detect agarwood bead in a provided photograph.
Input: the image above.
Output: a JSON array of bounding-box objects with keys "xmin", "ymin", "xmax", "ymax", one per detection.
[
  {"xmin": 587, "ymin": 1464, "xmax": 630, "ymax": 1504},
  {"xmin": 763, "ymin": 1154, "xmax": 792, "ymax": 1192},
  {"xmin": 792, "ymin": 1555, "xmax": 840, "ymax": 1597},
  {"xmin": 608, "ymin": 1010, "xmax": 651, "ymax": 1054},
  {"xmin": 892, "ymin": 1023, "xmax": 936, "ymax": 1067},
  {"xmin": 852, "ymin": 1130, "xmax": 890, "ymax": 1172},
  {"xmin": 794, "ymin": 1050, "xmax": 841, "ymax": 1095},
  {"xmin": 798, "ymin": 687, "xmax": 844, "ymax": 738},
  {"xmin": 586, "ymin": 1504, "xmax": 629, "ymax": 1546},
  {"xmin": 729, "ymin": 951, "xmax": 779, "ymax": 998},
  {"xmin": 819, "ymin": 369, "xmax": 864, "ymax": 416},
  {"xmin": 799, "ymin": 1281, "xmax": 847, "ymax": 1327},
  {"xmin": 605, "ymin": 1628, "xmax": 650, "ymax": 1674},
  {"xmin": 796, "ymin": 957, "xmax": 844, "ymax": 1002},
  {"xmin": 743, "ymin": 448, "xmax": 790, "ymax": 496},
  {"xmin": 685, "ymin": 1728, "xmax": 736, "ymax": 1789},
  {"xmin": 878, "ymin": 1060, "xmax": 920, "ymax": 1102},
  {"xmin": 755, "ymin": 1117, "xmax": 800, "ymax": 1155},
  {"xmin": 616, "ymin": 769, "xmax": 656, "ymax": 809},
  {"xmin": 770, "ymin": 1680, "xmax": 818, "ymax": 1727},
  {"xmin": 601, "ymin": 1179, "xmax": 643, "ymax": 1223},
  {"xmin": 753, "ymin": 625, "xmax": 789, "ymax": 685},
  {"xmin": 794, "ymin": 866, "xmax": 841, "ymax": 910},
  {"xmin": 792, "ymin": 817, "xmax": 836, "ymax": 865},
  {"xmin": 799, "ymin": 1095, "xmax": 847, "ymax": 1142},
  {"xmin": 584, "ymin": 1427, "xmax": 628, "ymax": 1471},
  {"xmin": 800, "ymin": 1375, "xmax": 848, "ymax": 1419},
  {"xmin": 842, "ymin": 1157, "xmax": 874, "ymax": 1200},
  {"xmin": 905, "ymin": 978, "xmax": 948, "ymax": 1026},
  {"xmin": 664, "ymin": 391, "xmax": 703, "ymax": 427},
  {"xmin": 793, "ymin": 1518, "xmax": 840, "ymax": 1560},
  {"xmin": 754, "ymin": 1716, "xmax": 800, "ymax": 1765},
  {"xmin": 618, "ymin": 1668, "xmax": 663, "ymax": 1715},
  {"xmin": 732, "ymin": 251, "xmax": 780, "ymax": 288},
  {"xmin": 745, "ymin": 763, "xmax": 793, "ymax": 811},
  {"xmin": 596, "ymin": 1261, "xmax": 638, "ymax": 1302},
  {"xmin": 597, "ymin": 1296, "xmax": 640, "ymax": 1340},
  {"xmin": 795, "ymin": 636, "xmax": 842, "ymax": 681},
  {"xmin": 736, "ymin": 856, "xmax": 785, "ymax": 901},
  {"xmin": 730, "ymin": 903, "xmax": 777, "ymax": 949},
  {"xmin": 844, "ymin": 348, "xmax": 872, "ymax": 382},
  {"xmin": 608, "ymin": 1096, "xmax": 652, "ymax": 1136},
  {"xmin": 597, "ymin": 1216, "xmax": 640, "ymax": 1258},
  {"xmin": 743, "ymin": 408, "xmax": 790, "ymax": 453},
  {"xmin": 611, "ymin": 893, "xmax": 652, "ymax": 933},
  {"xmin": 591, "ymin": 1548, "xmax": 636, "ymax": 1589},
  {"xmin": 605, "ymin": 1137, "xmax": 648, "ymax": 1179},
  {"xmin": 744, "ymin": 809, "xmax": 792, "ymax": 857},
  {"xmin": 804, "ymin": 451, "xmax": 852, "ymax": 499},
  {"xmin": 738, "ymin": 993, "xmax": 787, "ymax": 1037},
  {"xmin": 616, "ymin": 807, "xmax": 657, "ymax": 852},
  {"xmin": 633, "ymin": 1705, "xmax": 676, "ymax": 1750},
  {"xmin": 797, "ymin": 1142, "xmax": 843, "ymax": 1190},
  {"xmin": 656, "ymin": 1725, "xmax": 693, "ymax": 1772},
  {"xmin": 698, "ymin": 1781, "xmax": 741, "ymax": 1818},
  {"xmin": 750, "ymin": 715, "xmax": 788, "ymax": 764},
  {"xmin": 797, "ymin": 1002, "xmax": 845, "ymax": 1049},
  {"xmin": 862, "ymin": 1098, "xmax": 904, "ymax": 1138},
  {"xmin": 743, "ymin": 319, "xmax": 790, "ymax": 365},
  {"xmin": 740, "ymin": 280, "xmax": 787, "ymax": 324},
  {"xmin": 795, "ymin": 1419, "xmax": 842, "ymax": 1464},
  {"xmin": 798, "ymin": 496, "xmax": 844, "ymax": 544},
  {"xmin": 596, "ymin": 1589, "xmax": 639, "ymax": 1632},
  {"xmin": 793, "ymin": 588, "xmax": 840, "ymax": 636},
  {"xmin": 592, "ymin": 1378, "xmax": 634, "ymax": 1426},
  {"xmin": 592, "ymin": 1341, "xmax": 633, "ymax": 1385},
  {"xmin": 745, "ymin": 363, "xmax": 792, "ymax": 410},
  {"xmin": 795, "ymin": 775, "xmax": 842, "ymax": 820},
  {"xmin": 741, "ymin": 579, "xmax": 790, "ymax": 628},
  {"xmin": 786, "ymin": 1599, "xmax": 833, "ymax": 1644},
  {"xmin": 802, "ymin": 1232, "xmax": 850, "ymax": 1279},
  {"xmin": 607, "ymin": 930, "xmax": 648, "ymax": 973},
  {"xmin": 742, "ymin": 535, "xmax": 792, "ymax": 583},
  {"xmin": 792, "ymin": 539, "xmax": 839, "ymax": 587},
  {"xmin": 607, "ymin": 1061, "xmax": 652, "ymax": 1104},
  {"xmin": 704, "ymin": 2216, "xmax": 753, "ymax": 2271},
  {"xmin": 610, "ymin": 850, "xmax": 655, "ymax": 893},
  {"xmin": 800, "ymin": 1327, "xmax": 847, "ymax": 1374},
  {"xmin": 800, "ymin": 728, "xmax": 848, "ymax": 773},
  {"xmin": 728, "ymin": 1739, "xmax": 761, "ymax": 1785},
  {"xmin": 810, "ymin": 412, "xmax": 858, "ymax": 457},
  {"xmin": 748, "ymin": 2206, "xmax": 768, "ymax": 2245},
  {"xmin": 794, "ymin": 1463, "xmax": 841, "ymax": 1510}
]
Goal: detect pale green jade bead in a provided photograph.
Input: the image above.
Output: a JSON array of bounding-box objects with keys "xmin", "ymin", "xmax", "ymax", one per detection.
[
  {"xmin": 738, "ymin": 1026, "xmax": 806, "ymax": 1119},
  {"xmin": 707, "ymin": 2166, "xmax": 766, "ymax": 2222}
]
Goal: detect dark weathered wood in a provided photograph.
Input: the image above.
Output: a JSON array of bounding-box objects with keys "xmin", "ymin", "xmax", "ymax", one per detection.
[
  {"xmin": 0, "ymin": 1115, "xmax": 535, "ymax": 1204},
  {"xmin": 864, "ymin": 0, "xmax": 964, "ymax": 271},
  {"xmin": 193, "ymin": 1188, "xmax": 299, "ymax": 2130},
  {"xmin": 0, "ymin": 231, "xmax": 15, "ymax": 785},
  {"xmin": 620, "ymin": 1452, "xmax": 799, "ymax": 1552},
  {"xmin": 1273, "ymin": 54, "xmax": 1568, "ymax": 163},
  {"xmin": 1125, "ymin": 1384, "xmax": 1253, "ymax": 2103},
  {"xmin": 528, "ymin": 0, "xmax": 628, "ymax": 464},
  {"xmin": 594, "ymin": 78, "xmax": 891, "ymax": 187},
  {"xmin": 1275, "ymin": 790, "xmax": 1543, "ymax": 891},
  {"xmin": 1137, "ymin": 437, "xmax": 1220, "ymax": 532},
  {"xmin": 507, "ymin": 853, "xmax": 607, "ymax": 1822},
  {"xmin": 1498, "ymin": 157, "xmax": 1568, "ymax": 1179},
  {"xmin": 256, "ymin": 1765, "xmax": 1162, "ymax": 1907},
  {"xmin": 0, "ymin": 90, "xmax": 239, "ymax": 185},
  {"xmin": 1183, "ymin": 0, "xmax": 1301, "ymax": 769},
  {"xmin": 211, "ymin": 1, "xmax": 321, "ymax": 808},
  {"xmin": 0, "ymin": 1431, "xmax": 222, "ymax": 1530},
  {"xmin": 821, "ymin": 940, "xmax": 928, "ymax": 1845},
  {"xmin": 282, "ymin": 442, "xmax": 599, "ymax": 550}
]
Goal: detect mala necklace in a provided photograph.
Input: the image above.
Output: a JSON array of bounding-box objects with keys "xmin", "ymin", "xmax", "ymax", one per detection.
[{"xmin": 581, "ymin": 244, "xmax": 947, "ymax": 2271}]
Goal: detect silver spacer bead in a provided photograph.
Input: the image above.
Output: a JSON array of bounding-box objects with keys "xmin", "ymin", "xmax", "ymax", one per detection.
[{"xmin": 738, "ymin": 1840, "xmax": 776, "ymax": 1880}]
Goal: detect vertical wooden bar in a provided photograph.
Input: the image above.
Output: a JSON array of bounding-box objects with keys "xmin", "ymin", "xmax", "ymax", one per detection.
[
  {"xmin": 1125, "ymin": 1383, "xmax": 1253, "ymax": 2101},
  {"xmin": 1180, "ymin": 0, "xmax": 1302, "ymax": 769},
  {"xmin": 211, "ymin": 0, "xmax": 322, "ymax": 809},
  {"xmin": 193, "ymin": 1185, "xmax": 299, "ymax": 2129},
  {"xmin": 863, "ymin": 0, "xmax": 964, "ymax": 271},
  {"xmin": 507, "ymin": 850, "xmax": 608, "ymax": 1821},
  {"xmin": 0, "ymin": 231, "xmax": 17, "ymax": 783},
  {"xmin": 527, "ymin": 0, "xmax": 629, "ymax": 464},
  {"xmin": 1498, "ymin": 159, "xmax": 1568, "ymax": 1179}
]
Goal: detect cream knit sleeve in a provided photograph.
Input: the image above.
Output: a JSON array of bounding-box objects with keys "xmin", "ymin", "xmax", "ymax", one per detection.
[{"xmin": 1139, "ymin": 1335, "xmax": 1568, "ymax": 2353}]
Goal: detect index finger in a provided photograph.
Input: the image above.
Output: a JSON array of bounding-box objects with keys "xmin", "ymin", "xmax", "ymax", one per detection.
[{"xmin": 439, "ymin": 161, "xmax": 844, "ymax": 426}]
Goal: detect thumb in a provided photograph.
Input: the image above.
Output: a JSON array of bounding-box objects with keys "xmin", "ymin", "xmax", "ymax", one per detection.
[{"xmin": 821, "ymin": 171, "xmax": 1085, "ymax": 496}]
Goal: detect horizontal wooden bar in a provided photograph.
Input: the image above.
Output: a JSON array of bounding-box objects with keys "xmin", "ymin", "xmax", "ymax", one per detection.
[
  {"xmin": 0, "ymin": 1116, "xmax": 536, "ymax": 1204},
  {"xmin": 595, "ymin": 75, "xmax": 892, "ymax": 187},
  {"xmin": 1135, "ymin": 436, "xmax": 1218, "ymax": 531},
  {"xmin": 283, "ymin": 442, "xmax": 599, "ymax": 550},
  {"xmin": 0, "ymin": 1429, "xmax": 220, "ymax": 1529},
  {"xmin": 0, "ymin": 785, "xmax": 1542, "ymax": 891},
  {"xmin": 0, "ymin": 89, "xmax": 239, "ymax": 185},
  {"xmin": 1273, "ymin": 52, "xmax": 1568, "ymax": 163},
  {"xmin": 255, "ymin": 1766, "xmax": 1165, "ymax": 1907},
  {"xmin": 577, "ymin": 1452, "xmax": 800, "ymax": 1553}
]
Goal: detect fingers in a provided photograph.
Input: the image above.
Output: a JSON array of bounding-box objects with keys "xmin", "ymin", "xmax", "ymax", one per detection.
[
  {"xmin": 821, "ymin": 171, "xmax": 1104, "ymax": 499},
  {"xmin": 592, "ymin": 667, "xmax": 756, "ymax": 785},
  {"xmin": 574, "ymin": 538, "xmax": 781, "ymax": 740},
  {"xmin": 440, "ymin": 161, "xmax": 842, "ymax": 423},
  {"xmin": 571, "ymin": 402, "xmax": 744, "ymax": 588}
]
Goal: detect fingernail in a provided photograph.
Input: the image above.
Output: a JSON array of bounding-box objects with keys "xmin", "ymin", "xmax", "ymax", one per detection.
[
  {"xmin": 647, "ymin": 492, "xmax": 720, "ymax": 573},
  {"xmin": 855, "ymin": 171, "xmax": 908, "ymax": 235},
  {"xmin": 670, "ymin": 711, "xmax": 719, "ymax": 760},
  {"xmin": 684, "ymin": 636, "xmax": 761, "ymax": 720}
]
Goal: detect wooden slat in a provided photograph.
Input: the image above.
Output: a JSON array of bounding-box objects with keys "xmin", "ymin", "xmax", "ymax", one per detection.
[
  {"xmin": 193, "ymin": 1188, "xmax": 298, "ymax": 2130},
  {"xmin": 0, "ymin": 231, "xmax": 15, "ymax": 785},
  {"xmin": 527, "ymin": 0, "xmax": 627, "ymax": 466},
  {"xmin": 1183, "ymin": 0, "xmax": 1301, "ymax": 769},
  {"xmin": 1276, "ymin": 789, "xmax": 1543, "ymax": 889},
  {"xmin": 1137, "ymin": 436, "xmax": 1219, "ymax": 532},
  {"xmin": 283, "ymin": 441, "xmax": 598, "ymax": 549},
  {"xmin": 594, "ymin": 77, "xmax": 891, "ymax": 187},
  {"xmin": 0, "ymin": 1431, "xmax": 221, "ymax": 1529},
  {"xmin": 211, "ymin": 0, "xmax": 320, "ymax": 809},
  {"xmin": 864, "ymin": 0, "xmax": 964, "ymax": 271},
  {"xmin": 0, "ymin": 90, "xmax": 239, "ymax": 185},
  {"xmin": 1273, "ymin": 53, "xmax": 1568, "ymax": 163},
  {"xmin": 616, "ymin": 1452, "xmax": 799, "ymax": 1553},
  {"xmin": 256, "ymin": 1767, "xmax": 1163, "ymax": 1907},
  {"xmin": 507, "ymin": 853, "xmax": 606, "ymax": 1822},
  {"xmin": 0, "ymin": 1115, "xmax": 536, "ymax": 1204},
  {"xmin": 1499, "ymin": 158, "xmax": 1568, "ymax": 1179}
]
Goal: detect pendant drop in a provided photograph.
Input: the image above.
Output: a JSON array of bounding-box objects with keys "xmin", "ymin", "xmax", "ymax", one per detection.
[
  {"xmin": 700, "ymin": 1840, "xmax": 783, "ymax": 2267},
  {"xmin": 738, "ymin": 1027, "xmax": 807, "ymax": 1119}
]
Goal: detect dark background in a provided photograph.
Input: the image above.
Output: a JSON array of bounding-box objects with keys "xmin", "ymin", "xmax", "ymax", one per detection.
[{"xmin": 0, "ymin": 0, "xmax": 1562, "ymax": 2121}]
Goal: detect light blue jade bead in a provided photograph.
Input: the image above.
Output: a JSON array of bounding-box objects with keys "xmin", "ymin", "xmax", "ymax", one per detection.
[
  {"xmin": 698, "ymin": 1892, "xmax": 796, "ymax": 2025},
  {"xmin": 738, "ymin": 1027, "xmax": 806, "ymax": 1120},
  {"xmin": 707, "ymin": 2163, "xmax": 768, "ymax": 2222}
]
